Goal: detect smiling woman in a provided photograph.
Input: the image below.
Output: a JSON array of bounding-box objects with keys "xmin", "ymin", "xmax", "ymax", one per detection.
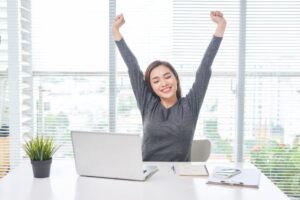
[{"xmin": 112, "ymin": 12, "xmax": 226, "ymax": 161}]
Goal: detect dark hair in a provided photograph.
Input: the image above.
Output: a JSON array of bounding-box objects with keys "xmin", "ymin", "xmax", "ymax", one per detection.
[{"xmin": 145, "ymin": 60, "xmax": 182, "ymax": 99}]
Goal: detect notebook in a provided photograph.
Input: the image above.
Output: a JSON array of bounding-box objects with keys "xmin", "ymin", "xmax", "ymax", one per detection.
[
  {"xmin": 207, "ymin": 166, "xmax": 261, "ymax": 188},
  {"xmin": 71, "ymin": 131, "xmax": 158, "ymax": 181},
  {"xmin": 175, "ymin": 163, "xmax": 209, "ymax": 176}
]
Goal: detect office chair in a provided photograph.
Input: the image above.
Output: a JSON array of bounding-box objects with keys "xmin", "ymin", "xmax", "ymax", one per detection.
[{"xmin": 191, "ymin": 139, "xmax": 211, "ymax": 162}]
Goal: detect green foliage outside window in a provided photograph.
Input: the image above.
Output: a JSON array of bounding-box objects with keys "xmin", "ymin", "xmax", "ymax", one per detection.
[
  {"xmin": 250, "ymin": 138, "xmax": 300, "ymax": 198},
  {"xmin": 204, "ymin": 118, "xmax": 300, "ymax": 198}
]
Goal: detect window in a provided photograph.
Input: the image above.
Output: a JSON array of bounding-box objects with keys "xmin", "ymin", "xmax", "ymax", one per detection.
[
  {"xmin": 32, "ymin": 0, "xmax": 109, "ymax": 72},
  {"xmin": 172, "ymin": 0, "xmax": 239, "ymax": 161},
  {"xmin": 244, "ymin": 0, "xmax": 300, "ymax": 197},
  {"xmin": 31, "ymin": 0, "xmax": 109, "ymax": 156}
]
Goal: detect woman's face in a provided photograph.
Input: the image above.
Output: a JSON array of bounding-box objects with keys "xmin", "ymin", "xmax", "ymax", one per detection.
[{"xmin": 149, "ymin": 65, "xmax": 178, "ymax": 101}]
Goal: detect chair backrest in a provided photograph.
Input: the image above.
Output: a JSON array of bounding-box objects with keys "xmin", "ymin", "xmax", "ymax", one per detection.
[{"xmin": 191, "ymin": 139, "xmax": 211, "ymax": 162}]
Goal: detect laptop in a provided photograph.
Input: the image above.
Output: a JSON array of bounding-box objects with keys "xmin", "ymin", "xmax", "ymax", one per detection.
[{"xmin": 71, "ymin": 131, "xmax": 158, "ymax": 181}]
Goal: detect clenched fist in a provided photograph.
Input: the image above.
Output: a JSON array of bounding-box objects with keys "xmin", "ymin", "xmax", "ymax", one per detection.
[
  {"xmin": 112, "ymin": 14, "xmax": 125, "ymax": 31},
  {"xmin": 210, "ymin": 11, "xmax": 226, "ymax": 37},
  {"xmin": 112, "ymin": 14, "xmax": 125, "ymax": 41},
  {"xmin": 210, "ymin": 11, "xmax": 226, "ymax": 25}
]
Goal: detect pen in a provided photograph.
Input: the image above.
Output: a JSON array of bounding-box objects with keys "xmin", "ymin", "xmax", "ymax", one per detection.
[
  {"xmin": 171, "ymin": 165, "xmax": 176, "ymax": 174},
  {"xmin": 215, "ymin": 173, "xmax": 240, "ymax": 179},
  {"xmin": 215, "ymin": 168, "xmax": 241, "ymax": 178}
]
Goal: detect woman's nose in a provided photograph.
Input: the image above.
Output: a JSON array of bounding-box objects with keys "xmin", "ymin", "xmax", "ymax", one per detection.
[{"xmin": 160, "ymin": 79, "xmax": 167, "ymax": 87}]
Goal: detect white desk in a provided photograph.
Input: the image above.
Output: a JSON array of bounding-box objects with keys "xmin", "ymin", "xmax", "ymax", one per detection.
[{"xmin": 0, "ymin": 160, "xmax": 288, "ymax": 200}]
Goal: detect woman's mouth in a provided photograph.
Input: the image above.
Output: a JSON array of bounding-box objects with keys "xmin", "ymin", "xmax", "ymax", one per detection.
[{"xmin": 161, "ymin": 87, "xmax": 172, "ymax": 93}]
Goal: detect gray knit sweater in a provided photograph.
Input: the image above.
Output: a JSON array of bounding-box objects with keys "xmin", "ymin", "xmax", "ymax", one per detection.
[{"xmin": 115, "ymin": 36, "xmax": 222, "ymax": 161}]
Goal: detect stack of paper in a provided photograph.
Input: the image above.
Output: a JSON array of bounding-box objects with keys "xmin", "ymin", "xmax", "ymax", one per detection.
[{"xmin": 207, "ymin": 166, "xmax": 261, "ymax": 188}]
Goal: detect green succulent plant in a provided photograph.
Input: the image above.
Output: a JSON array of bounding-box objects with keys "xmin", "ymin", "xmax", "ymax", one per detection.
[{"xmin": 23, "ymin": 136, "xmax": 59, "ymax": 161}]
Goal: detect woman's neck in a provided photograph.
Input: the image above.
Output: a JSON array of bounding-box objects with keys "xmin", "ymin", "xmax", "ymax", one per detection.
[{"xmin": 160, "ymin": 96, "xmax": 178, "ymax": 109}]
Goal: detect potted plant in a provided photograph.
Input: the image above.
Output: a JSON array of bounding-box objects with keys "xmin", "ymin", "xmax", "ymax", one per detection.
[{"xmin": 23, "ymin": 135, "xmax": 59, "ymax": 178}]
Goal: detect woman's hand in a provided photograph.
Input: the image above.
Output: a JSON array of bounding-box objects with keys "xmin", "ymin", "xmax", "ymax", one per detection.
[
  {"xmin": 210, "ymin": 11, "xmax": 226, "ymax": 26},
  {"xmin": 112, "ymin": 14, "xmax": 125, "ymax": 41},
  {"xmin": 210, "ymin": 11, "xmax": 226, "ymax": 37},
  {"xmin": 112, "ymin": 14, "xmax": 125, "ymax": 30}
]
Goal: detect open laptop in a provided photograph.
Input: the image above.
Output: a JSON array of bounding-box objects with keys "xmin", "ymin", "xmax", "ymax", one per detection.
[{"xmin": 71, "ymin": 131, "xmax": 158, "ymax": 181}]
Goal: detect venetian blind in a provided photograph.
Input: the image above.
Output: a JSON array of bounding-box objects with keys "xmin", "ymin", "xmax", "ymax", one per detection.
[
  {"xmin": 243, "ymin": 0, "xmax": 300, "ymax": 198},
  {"xmin": 172, "ymin": 0, "xmax": 239, "ymax": 161},
  {"xmin": 0, "ymin": 0, "xmax": 33, "ymax": 178},
  {"xmin": 0, "ymin": 0, "xmax": 9, "ymax": 178},
  {"xmin": 31, "ymin": 0, "xmax": 109, "ymax": 157}
]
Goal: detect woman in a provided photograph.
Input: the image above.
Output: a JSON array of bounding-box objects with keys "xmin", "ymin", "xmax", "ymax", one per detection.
[{"xmin": 112, "ymin": 11, "xmax": 226, "ymax": 161}]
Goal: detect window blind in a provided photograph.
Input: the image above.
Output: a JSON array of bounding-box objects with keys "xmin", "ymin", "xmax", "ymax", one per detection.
[
  {"xmin": 31, "ymin": 0, "xmax": 109, "ymax": 157},
  {"xmin": 33, "ymin": 75, "xmax": 109, "ymax": 157},
  {"xmin": 0, "ymin": 0, "xmax": 9, "ymax": 178},
  {"xmin": 31, "ymin": 0, "xmax": 108, "ymax": 72},
  {"xmin": 244, "ymin": 0, "xmax": 300, "ymax": 198},
  {"xmin": 0, "ymin": 0, "xmax": 8, "ymax": 71},
  {"xmin": 172, "ymin": 0, "xmax": 239, "ymax": 161},
  {"xmin": 0, "ymin": 0, "xmax": 33, "ymax": 178}
]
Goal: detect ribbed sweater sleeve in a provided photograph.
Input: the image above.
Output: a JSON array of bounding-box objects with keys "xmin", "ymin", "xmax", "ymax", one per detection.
[
  {"xmin": 115, "ymin": 38, "xmax": 153, "ymax": 116},
  {"xmin": 185, "ymin": 36, "xmax": 222, "ymax": 117}
]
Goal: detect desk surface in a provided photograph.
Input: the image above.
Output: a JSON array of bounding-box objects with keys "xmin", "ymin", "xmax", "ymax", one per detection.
[{"xmin": 0, "ymin": 160, "xmax": 288, "ymax": 200}]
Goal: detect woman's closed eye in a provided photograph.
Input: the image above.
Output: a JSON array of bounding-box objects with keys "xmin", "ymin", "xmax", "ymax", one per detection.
[{"xmin": 152, "ymin": 78, "xmax": 159, "ymax": 84}]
